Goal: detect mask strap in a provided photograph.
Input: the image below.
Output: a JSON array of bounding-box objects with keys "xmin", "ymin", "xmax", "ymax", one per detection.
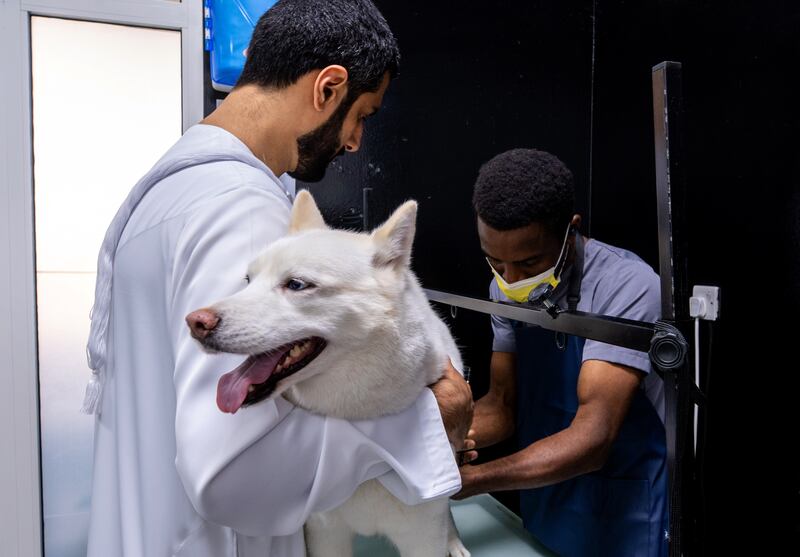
[
  {"xmin": 567, "ymin": 231, "xmax": 584, "ymax": 311},
  {"xmin": 552, "ymin": 222, "xmax": 573, "ymax": 279}
]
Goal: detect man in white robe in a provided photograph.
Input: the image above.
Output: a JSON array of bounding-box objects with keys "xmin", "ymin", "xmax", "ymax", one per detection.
[{"xmin": 85, "ymin": 1, "xmax": 473, "ymax": 555}]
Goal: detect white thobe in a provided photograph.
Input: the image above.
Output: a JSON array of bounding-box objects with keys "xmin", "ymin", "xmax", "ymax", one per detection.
[{"xmin": 86, "ymin": 124, "xmax": 460, "ymax": 557}]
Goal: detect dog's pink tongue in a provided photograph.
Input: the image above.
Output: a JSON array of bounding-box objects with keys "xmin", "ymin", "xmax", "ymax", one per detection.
[{"xmin": 217, "ymin": 352, "xmax": 283, "ymax": 413}]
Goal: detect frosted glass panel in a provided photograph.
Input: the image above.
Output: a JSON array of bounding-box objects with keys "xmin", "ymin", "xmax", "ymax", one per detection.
[
  {"xmin": 32, "ymin": 16, "xmax": 182, "ymax": 273},
  {"xmin": 31, "ymin": 16, "xmax": 182, "ymax": 557},
  {"xmin": 37, "ymin": 274, "xmax": 96, "ymax": 557}
]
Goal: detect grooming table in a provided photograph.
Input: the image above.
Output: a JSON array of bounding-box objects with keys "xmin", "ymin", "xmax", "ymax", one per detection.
[{"xmin": 354, "ymin": 494, "xmax": 557, "ymax": 556}]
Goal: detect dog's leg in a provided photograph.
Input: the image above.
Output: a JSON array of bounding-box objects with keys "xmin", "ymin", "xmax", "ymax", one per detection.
[
  {"xmin": 390, "ymin": 532, "xmax": 447, "ymax": 557},
  {"xmin": 445, "ymin": 508, "xmax": 470, "ymax": 557},
  {"xmin": 385, "ymin": 509, "xmax": 449, "ymax": 557},
  {"xmin": 304, "ymin": 512, "xmax": 353, "ymax": 557}
]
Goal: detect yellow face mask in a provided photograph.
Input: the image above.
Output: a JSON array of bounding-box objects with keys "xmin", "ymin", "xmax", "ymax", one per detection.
[{"xmin": 487, "ymin": 224, "xmax": 572, "ymax": 304}]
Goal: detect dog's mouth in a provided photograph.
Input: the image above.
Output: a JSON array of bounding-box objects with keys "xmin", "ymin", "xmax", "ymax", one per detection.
[{"xmin": 216, "ymin": 337, "xmax": 327, "ymax": 413}]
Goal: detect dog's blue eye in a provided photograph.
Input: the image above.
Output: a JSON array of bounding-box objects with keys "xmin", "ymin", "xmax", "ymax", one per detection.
[{"xmin": 286, "ymin": 278, "xmax": 311, "ymax": 291}]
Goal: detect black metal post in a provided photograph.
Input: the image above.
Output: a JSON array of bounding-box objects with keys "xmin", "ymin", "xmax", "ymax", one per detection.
[
  {"xmin": 362, "ymin": 187, "xmax": 372, "ymax": 231},
  {"xmin": 652, "ymin": 61, "xmax": 695, "ymax": 557}
]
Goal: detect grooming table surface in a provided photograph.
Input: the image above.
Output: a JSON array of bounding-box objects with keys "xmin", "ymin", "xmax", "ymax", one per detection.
[{"xmin": 354, "ymin": 494, "xmax": 557, "ymax": 556}]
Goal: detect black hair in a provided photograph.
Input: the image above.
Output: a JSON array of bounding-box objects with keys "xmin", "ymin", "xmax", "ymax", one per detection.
[
  {"xmin": 472, "ymin": 148, "xmax": 575, "ymax": 236},
  {"xmin": 237, "ymin": 0, "xmax": 400, "ymax": 104}
]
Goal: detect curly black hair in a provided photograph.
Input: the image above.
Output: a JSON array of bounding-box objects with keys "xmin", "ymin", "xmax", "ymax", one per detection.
[
  {"xmin": 237, "ymin": 0, "xmax": 399, "ymax": 103},
  {"xmin": 472, "ymin": 148, "xmax": 575, "ymax": 236}
]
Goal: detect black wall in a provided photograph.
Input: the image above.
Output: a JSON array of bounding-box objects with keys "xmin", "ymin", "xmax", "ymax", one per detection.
[
  {"xmin": 589, "ymin": 2, "xmax": 800, "ymax": 553},
  {"xmin": 207, "ymin": 0, "xmax": 800, "ymax": 551}
]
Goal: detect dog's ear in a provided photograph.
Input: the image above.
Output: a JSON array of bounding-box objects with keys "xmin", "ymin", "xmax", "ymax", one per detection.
[
  {"xmin": 371, "ymin": 200, "xmax": 417, "ymax": 269},
  {"xmin": 289, "ymin": 190, "xmax": 327, "ymax": 234}
]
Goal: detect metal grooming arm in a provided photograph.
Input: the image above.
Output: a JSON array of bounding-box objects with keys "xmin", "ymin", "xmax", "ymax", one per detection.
[{"xmin": 424, "ymin": 289, "xmax": 684, "ymax": 364}]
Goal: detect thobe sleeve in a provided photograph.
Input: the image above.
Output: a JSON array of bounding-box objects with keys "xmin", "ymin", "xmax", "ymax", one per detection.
[{"xmin": 170, "ymin": 184, "xmax": 460, "ymax": 537}]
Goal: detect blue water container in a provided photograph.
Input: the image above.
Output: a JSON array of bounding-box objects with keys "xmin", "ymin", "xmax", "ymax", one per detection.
[{"xmin": 205, "ymin": 0, "xmax": 278, "ymax": 92}]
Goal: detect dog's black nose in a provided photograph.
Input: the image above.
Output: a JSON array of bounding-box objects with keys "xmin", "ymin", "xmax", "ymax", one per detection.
[{"xmin": 186, "ymin": 309, "xmax": 220, "ymax": 340}]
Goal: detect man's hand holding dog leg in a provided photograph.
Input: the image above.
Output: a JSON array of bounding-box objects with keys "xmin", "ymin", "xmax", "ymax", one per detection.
[{"xmin": 430, "ymin": 359, "xmax": 475, "ymax": 453}]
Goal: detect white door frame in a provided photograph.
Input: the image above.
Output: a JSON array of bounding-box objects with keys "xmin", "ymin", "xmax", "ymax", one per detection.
[{"xmin": 0, "ymin": 1, "xmax": 203, "ymax": 555}]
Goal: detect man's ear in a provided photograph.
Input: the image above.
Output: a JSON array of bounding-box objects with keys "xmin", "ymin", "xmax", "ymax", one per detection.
[
  {"xmin": 371, "ymin": 200, "xmax": 418, "ymax": 270},
  {"xmin": 289, "ymin": 190, "xmax": 327, "ymax": 234},
  {"xmin": 313, "ymin": 65, "xmax": 349, "ymax": 111}
]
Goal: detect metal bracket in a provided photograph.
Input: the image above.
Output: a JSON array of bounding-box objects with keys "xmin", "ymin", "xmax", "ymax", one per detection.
[{"xmin": 649, "ymin": 320, "xmax": 689, "ymax": 373}]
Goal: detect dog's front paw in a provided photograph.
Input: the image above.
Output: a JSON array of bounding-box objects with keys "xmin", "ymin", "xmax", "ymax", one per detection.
[{"xmin": 447, "ymin": 538, "xmax": 471, "ymax": 557}]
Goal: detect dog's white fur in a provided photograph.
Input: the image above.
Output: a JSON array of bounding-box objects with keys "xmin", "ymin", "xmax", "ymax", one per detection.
[{"xmin": 203, "ymin": 191, "xmax": 469, "ymax": 556}]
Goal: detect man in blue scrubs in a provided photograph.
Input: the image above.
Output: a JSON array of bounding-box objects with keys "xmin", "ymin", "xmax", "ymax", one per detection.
[{"xmin": 456, "ymin": 148, "xmax": 668, "ymax": 557}]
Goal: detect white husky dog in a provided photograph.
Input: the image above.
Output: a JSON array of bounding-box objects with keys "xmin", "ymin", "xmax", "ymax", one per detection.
[{"xmin": 188, "ymin": 190, "xmax": 470, "ymax": 557}]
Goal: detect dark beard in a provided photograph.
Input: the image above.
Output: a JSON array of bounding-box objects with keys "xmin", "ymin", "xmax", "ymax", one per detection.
[{"xmin": 289, "ymin": 95, "xmax": 354, "ymax": 182}]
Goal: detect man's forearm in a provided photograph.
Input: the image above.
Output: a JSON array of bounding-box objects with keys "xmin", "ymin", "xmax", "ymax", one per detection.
[
  {"xmin": 458, "ymin": 417, "xmax": 609, "ymax": 498},
  {"xmin": 471, "ymin": 394, "xmax": 514, "ymax": 449}
]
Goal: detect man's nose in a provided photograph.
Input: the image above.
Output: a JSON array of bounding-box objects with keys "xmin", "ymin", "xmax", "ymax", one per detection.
[
  {"xmin": 344, "ymin": 123, "xmax": 364, "ymax": 153},
  {"xmin": 186, "ymin": 309, "xmax": 220, "ymax": 340},
  {"xmin": 504, "ymin": 267, "xmax": 526, "ymax": 284}
]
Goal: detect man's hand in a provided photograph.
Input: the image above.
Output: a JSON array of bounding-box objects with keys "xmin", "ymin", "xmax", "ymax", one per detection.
[
  {"xmin": 430, "ymin": 359, "xmax": 474, "ymax": 450},
  {"xmin": 458, "ymin": 430, "xmax": 478, "ymax": 465},
  {"xmin": 452, "ymin": 463, "xmax": 483, "ymax": 500}
]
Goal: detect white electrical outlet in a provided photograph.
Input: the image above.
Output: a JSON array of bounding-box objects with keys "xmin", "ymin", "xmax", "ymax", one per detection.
[{"xmin": 690, "ymin": 285, "xmax": 720, "ymax": 321}]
